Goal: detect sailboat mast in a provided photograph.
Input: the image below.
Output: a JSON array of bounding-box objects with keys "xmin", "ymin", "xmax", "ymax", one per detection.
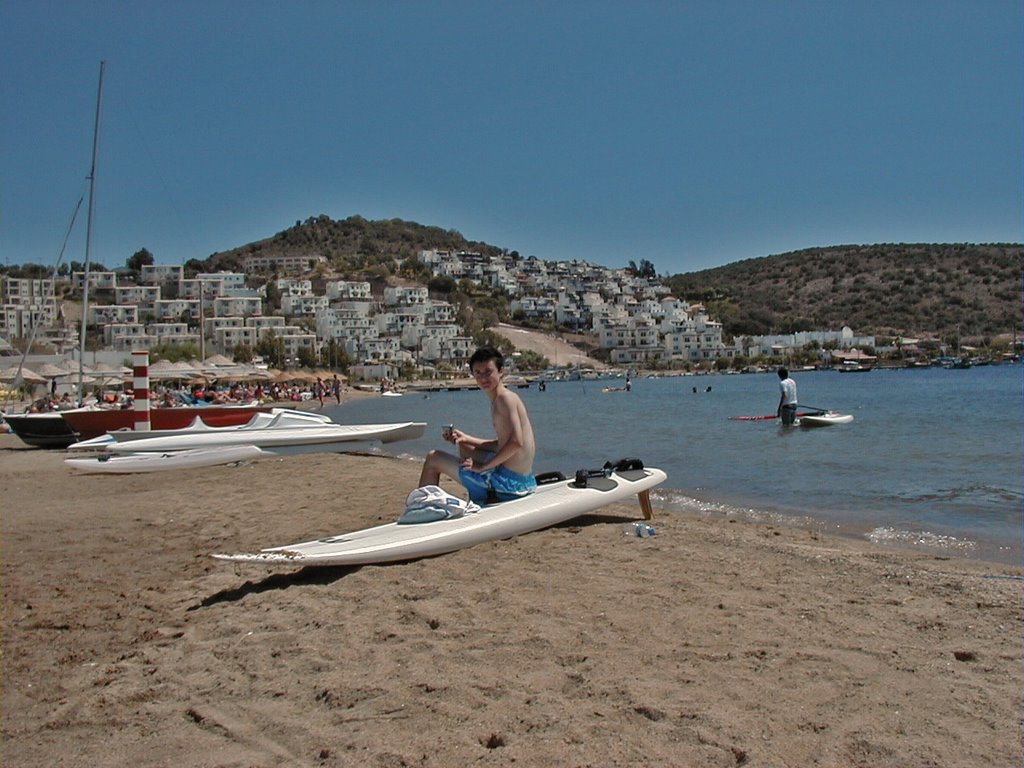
[{"xmin": 78, "ymin": 60, "xmax": 105, "ymax": 404}]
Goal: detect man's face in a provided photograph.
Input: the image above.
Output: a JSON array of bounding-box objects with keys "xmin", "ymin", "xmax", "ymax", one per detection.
[{"xmin": 471, "ymin": 359, "xmax": 501, "ymax": 391}]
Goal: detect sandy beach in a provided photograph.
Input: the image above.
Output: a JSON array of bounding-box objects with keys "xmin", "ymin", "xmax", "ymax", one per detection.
[{"xmin": 1, "ymin": 431, "xmax": 1021, "ymax": 767}]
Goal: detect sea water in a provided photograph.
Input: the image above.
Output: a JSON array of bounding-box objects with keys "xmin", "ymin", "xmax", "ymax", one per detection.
[{"xmin": 327, "ymin": 364, "xmax": 1023, "ymax": 565}]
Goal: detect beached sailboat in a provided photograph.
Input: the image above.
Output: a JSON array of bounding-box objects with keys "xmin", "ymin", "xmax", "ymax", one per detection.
[{"xmin": 2, "ymin": 63, "xmax": 271, "ymax": 449}]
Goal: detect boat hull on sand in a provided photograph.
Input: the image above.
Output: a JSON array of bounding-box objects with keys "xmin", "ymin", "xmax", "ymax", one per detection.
[
  {"xmin": 65, "ymin": 445, "xmax": 265, "ymax": 474},
  {"xmin": 213, "ymin": 465, "xmax": 667, "ymax": 567},
  {"xmin": 3, "ymin": 412, "xmax": 78, "ymax": 448},
  {"xmin": 62, "ymin": 403, "xmax": 271, "ymax": 441}
]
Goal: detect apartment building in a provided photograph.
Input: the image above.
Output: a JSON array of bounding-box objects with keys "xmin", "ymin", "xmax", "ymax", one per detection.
[
  {"xmin": 325, "ymin": 280, "xmax": 372, "ymax": 301},
  {"xmin": 115, "ymin": 285, "xmax": 161, "ymax": 313},
  {"xmin": 140, "ymin": 264, "xmax": 184, "ymax": 284},
  {"xmin": 242, "ymin": 253, "xmax": 326, "ymax": 274},
  {"xmin": 1, "ymin": 277, "xmax": 60, "ymax": 337},
  {"xmin": 88, "ymin": 304, "xmax": 139, "ymax": 325},
  {"xmin": 72, "ymin": 271, "xmax": 117, "ymax": 291}
]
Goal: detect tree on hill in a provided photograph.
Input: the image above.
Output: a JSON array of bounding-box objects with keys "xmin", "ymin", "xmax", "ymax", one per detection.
[{"xmin": 126, "ymin": 248, "xmax": 154, "ymax": 272}]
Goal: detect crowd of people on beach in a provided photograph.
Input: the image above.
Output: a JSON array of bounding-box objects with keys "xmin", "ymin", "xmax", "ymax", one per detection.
[{"xmin": 21, "ymin": 375, "xmax": 348, "ymax": 413}]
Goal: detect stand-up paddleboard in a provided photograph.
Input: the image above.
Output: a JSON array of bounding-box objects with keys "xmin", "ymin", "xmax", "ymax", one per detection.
[
  {"xmin": 213, "ymin": 463, "xmax": 667, "ymax": 567},
  {"xmin": 65, "ymin": 444, "xmax": 265, "ymax": 474}
]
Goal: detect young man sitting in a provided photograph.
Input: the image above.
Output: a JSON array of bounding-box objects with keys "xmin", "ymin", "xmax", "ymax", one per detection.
[{"xmin": 418, "ymin": 347, "xmax": 537, "ymax": 503}]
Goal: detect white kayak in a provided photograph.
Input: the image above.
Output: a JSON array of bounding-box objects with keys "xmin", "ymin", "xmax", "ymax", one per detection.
[
  {"xmin": 74, "ymin": 420, "xmax": 427, "ymax": 454},
  {"xmin": 213, "ymin": 463, "xmax": 668, "ymax": 567},
  {"xmin": 72, "ymin": 408, "xmax": 333, "ymax": 448},
  {"xmin": 798, "ymin": 411, "xmax": 854, "ymax": 427},
  {"xmin": 65, "ymin": 445, "xmax": 266, "ymax": 474}
]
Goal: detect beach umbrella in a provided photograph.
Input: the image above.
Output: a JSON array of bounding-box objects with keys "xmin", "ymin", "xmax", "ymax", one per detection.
[
  {"xmin": 171, "ymin": 361, "xmax": 201, "ymax": 377},
  {"xmin": 93, "ymin": 374, "xmax": 128, "ymax": 387},
  {"xmin": 36, "ymin": 362, "xmax": 73, "ymax": 378},
  {"xmin": 148, "ymin": 360, "xmax": 198, "ymax": 380},
  {"xmin": 91, "ymin": 362, "xmax": 132, "ymax": 376},
  {"xmin": 0, "ymin": 365, "xmax": 47, "ymax": 385},
  {"xmin": 210, "ymin": 366, "xmax": 270, "ymax": 383},
  {"xmin": 203, "ymin": 354, "xmax": 235, "ymax": 367}
]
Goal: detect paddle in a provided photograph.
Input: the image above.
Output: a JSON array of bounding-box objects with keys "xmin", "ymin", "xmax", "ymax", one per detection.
[{"xmin": 729, "ymin": 414, "xmax": 778, "ymax": 421}]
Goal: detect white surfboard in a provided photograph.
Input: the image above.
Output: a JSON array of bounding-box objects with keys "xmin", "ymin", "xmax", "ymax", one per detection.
[
  {"xmin": 213, "ymin": 465, "xmax": 667, "ymax": 567},
  {"xmin": 65, "ymin": 444, "xmax": 266, "ymax": 474}
]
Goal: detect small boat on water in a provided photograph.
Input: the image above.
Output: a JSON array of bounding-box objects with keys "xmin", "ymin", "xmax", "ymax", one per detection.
[
  {"xmin": 797, "ymin": 411, "xmax": 854, "ymax": 427},
  {"xmin": 836, "ymin": 361, "xmax": 873, "ymax": 373}
]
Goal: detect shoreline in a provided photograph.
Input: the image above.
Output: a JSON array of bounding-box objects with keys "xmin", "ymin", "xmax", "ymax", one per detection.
[{"xmin": 2, "ymin": 440, "xmax": 1020, "ymax": 766}]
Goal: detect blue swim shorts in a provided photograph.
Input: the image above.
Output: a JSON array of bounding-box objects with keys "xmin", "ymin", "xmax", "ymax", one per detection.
[{"xmin": 458, "ymin": 463, "xmax": 537, "ymax": 504}]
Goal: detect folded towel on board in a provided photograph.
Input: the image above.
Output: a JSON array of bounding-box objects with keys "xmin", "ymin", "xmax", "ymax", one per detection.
[{"xmin": 397, "ymin": 485, "xmax": 481, "ymax": 525}]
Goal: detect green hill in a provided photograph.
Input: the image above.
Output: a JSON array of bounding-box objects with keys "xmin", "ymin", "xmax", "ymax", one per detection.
[
  {"xmin": 663, "ymin": 244, "xmax": 1021, "ymax": 341},
  {"xmin": 206, "ymin": 214, "xmax": 505, "ymax": 274}
]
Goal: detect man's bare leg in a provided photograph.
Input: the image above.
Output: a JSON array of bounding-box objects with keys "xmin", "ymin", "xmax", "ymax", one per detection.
[{"xmin": 418, "ymin": 450, "xmax": 462, "ymax": 487}]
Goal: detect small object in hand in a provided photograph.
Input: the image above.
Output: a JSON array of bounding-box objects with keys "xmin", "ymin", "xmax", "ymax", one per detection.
[{"xmin": 442, "ymin": 424, "xmax": 454, "ymax": 440}]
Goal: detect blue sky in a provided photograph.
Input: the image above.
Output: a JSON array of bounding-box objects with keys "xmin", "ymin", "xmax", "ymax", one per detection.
[{"xmin": 2, "ymin": 1, "xmax": 1021, "ymax": 275}]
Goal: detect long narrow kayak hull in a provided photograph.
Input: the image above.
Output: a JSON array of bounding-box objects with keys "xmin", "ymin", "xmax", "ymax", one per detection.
[
  {"xmin": 213, "ymin": 466, "xmax": 668, "ymax": 567},
  {"xmin": 65, "ymin": 445, "xmax": 266, "ymax": 474},
  {"xmin": 82, "ymin": 421, "xmax": 426, "ymax": 453},
  {"xmin": 67, "ymin": 408, "xmax": 334, "ymax": 451}
]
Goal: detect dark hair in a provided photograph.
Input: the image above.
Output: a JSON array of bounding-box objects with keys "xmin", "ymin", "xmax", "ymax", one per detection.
[
  {"xmin": 469, "ymin": 347, "xmax": 504, "ymax": 370},
  {"xmin": 777, "ymin": 367, "xmax": 789, "ymax": 379}
]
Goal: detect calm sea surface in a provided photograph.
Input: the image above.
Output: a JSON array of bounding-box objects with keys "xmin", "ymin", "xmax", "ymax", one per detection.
[{"xmin": 327, "ymin": 364, "xmax": 1023, "ymax": 565}]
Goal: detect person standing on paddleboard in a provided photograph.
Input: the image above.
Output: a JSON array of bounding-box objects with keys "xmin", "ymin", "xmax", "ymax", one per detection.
[
  {"xmin": 418, "ymin": 347, "xmax": 537, "ymax": 503},
  {"xmin": 777, "ymin": 367, "xmax": 798, "ymax": 426}
]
